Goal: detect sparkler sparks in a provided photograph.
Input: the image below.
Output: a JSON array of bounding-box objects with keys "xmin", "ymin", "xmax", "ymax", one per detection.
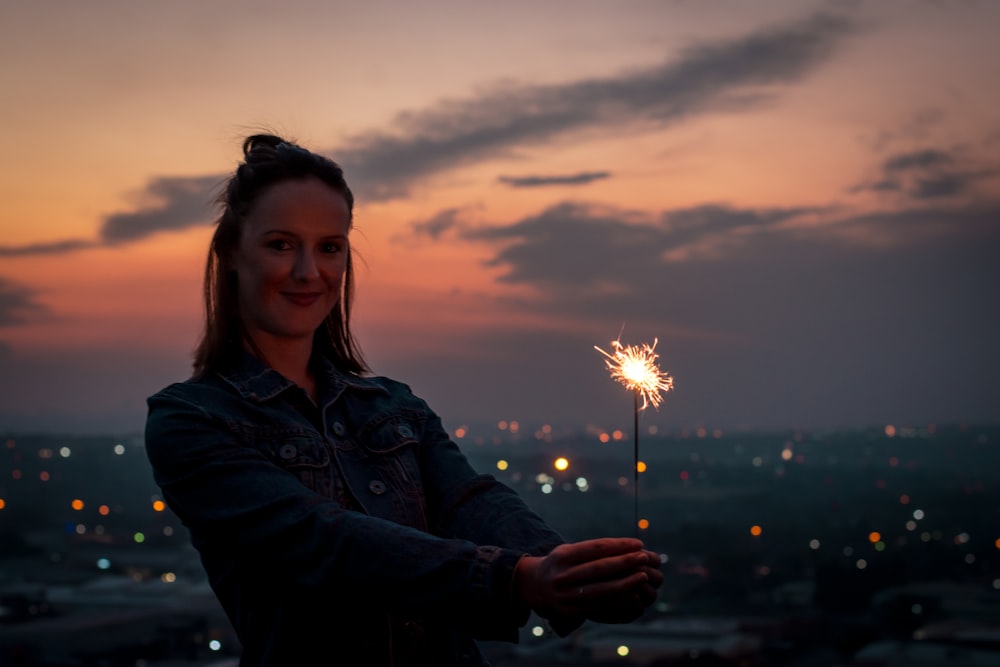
[
  {"xmin": 594, "ymin": 338, "xmax": 674, "ymax": 410},
  {"xmin": 595, "ymin": 335, "xmax": 675, "ymax": 534}
]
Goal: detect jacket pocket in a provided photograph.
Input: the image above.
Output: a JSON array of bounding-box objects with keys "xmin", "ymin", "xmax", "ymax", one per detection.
[
  {"xmin": 235, "ymin": 425, "xmax": 335, "ymax": 497},
  {"xmin": 352, "ymin": 415, "xmax": 428, "ymax": 530}
]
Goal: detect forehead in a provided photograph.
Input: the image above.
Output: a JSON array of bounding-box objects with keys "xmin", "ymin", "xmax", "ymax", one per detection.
[{"xmin": 244, "ymin": 177, "xmax": 351, "ymax": 235}]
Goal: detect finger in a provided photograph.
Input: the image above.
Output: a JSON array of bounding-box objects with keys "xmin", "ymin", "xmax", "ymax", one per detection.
[
  {"xmin": 643, "ymin": 550, "xmax": 663, "ymax": 567},
  {"xmin": 552, "ymin": 538, "xmax": 645, "ymax": 567},
  {"xmin": 641, "ymin": 565, "xmax": 664, "ymax": 588},
  {"xmin": 637, "ymin": 581, "xmax": 658, "ymax": 606},
  {"xmin": 554, "ymin": 551, "xmax": 649, "ymax": 588},
  {"xmin": 562, "ymin": 570, "xmax": 649, "ymax": 611}
]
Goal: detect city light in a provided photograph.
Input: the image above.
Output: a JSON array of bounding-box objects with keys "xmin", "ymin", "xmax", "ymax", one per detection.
[
  {"xmin": 750, "ymin": 525, "xmax": 762, "ymax": 537},
  {"xmin": 496, "ymin": 460, "xmax": 508, "ymax": 471},
  {"xmin": 638, "ymin": 519, "xmax": 650, "ymax": 530},
  {"xmin": 71, "ymin": 499, "xmax": 84, "ymax": 511},
  {"xmin": 152, "ymin": 500, "xmax": 166, "ymax": 512},
  {"xmin": 617, "ymin": 645, "xmax": 630, "ymax": 657},
  {"xmin": 553, "ymin": 457, "xmax": 569, "ymax": 471},
  {"xmin": 636, "ymin": 461, "xmax": 647, "ymax": 473},
  {"xmin": 868, "ymin": 532, "xmax": 881, "ymax": 543},
  {"xmin": 531, "ymin": 626, "xmax": 544, "ymax": 637}
]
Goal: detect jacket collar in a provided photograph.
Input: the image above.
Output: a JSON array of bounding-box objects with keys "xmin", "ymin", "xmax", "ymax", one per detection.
[{"xmin": 217, "ymin": 350, "xmax": 387, "ymax": 403}]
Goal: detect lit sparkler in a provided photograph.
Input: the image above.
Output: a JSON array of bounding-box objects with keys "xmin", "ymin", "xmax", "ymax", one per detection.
[{"xmin": 595, "ymin": 336, "xmax": 674, "ymax": 534}]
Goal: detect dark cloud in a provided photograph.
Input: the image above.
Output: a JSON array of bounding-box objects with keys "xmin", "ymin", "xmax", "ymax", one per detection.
[
  {"xmin": 392, "ymin": 199, "xmax": 1000, "ymax": 429},
  {"xmin": 0, "ymin": 175, "xmax": 222, "ymax": 257},
  {"xmin": 884, "ymin": 148, "xmax": 952, "ymax": 172},
  {"xmin": 0, "ymin": 239, "xmax": 96, "ymax": 257},
  {"xmin": 340, "ymin": 12, "xmax": 854, "ymax": 202},
  {"xmin": 0, "ymin": 277, "xmax": 47, "ymax": 325},
  {"xmin": 4, "ymin": 11, "xmax": 854, "ymax": 257},
  {"xmin": 459, "ymin": 202, "xmax": 811, "ymax": 294},
  {"xmin": 853, "ymin": 147, "xmax": 999, "ymax": 201},
  {"xmin": 100, "ymin": 174, "xmax": 222, "ymax": 244},
  {"xmin": 411, "ymin": 207, "xmax": 465, "ymax": 240},
  {"xmin": 498, "ymin": 172, "xmax": 611, "ymax": 188}
]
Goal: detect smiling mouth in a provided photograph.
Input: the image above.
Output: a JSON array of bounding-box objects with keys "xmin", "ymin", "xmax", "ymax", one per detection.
[{"xmin": 282, "ymin": 292, "xmax": 323, "ymax": 307}]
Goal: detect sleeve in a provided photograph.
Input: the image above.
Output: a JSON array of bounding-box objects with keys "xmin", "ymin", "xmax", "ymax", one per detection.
[
  {"xmin": 144, "ymin": 386, "xmax": 529, "ymax": 640},
  {"xmin": 415, "ymin": 400, "xmax": 566, "ymax": 558}
]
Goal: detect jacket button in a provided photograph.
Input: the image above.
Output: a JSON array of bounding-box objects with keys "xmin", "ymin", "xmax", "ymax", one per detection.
[
  {"xmin": 278, "ymin": 444, "xmax": 297, "ymax": 460},
  {"xmin": 396, "ymin": 424, "xmax": 413, "ymax": 438},
  {"xmin": 369, "ymin": 480, "xmax": 387, "ymax": 495},
  {"xmin": 332, "ymin": 421, "xmax": 346, "ymax": 437}
]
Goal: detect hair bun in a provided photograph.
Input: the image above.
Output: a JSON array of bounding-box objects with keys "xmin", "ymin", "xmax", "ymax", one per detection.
[{"xmin": 242, "ymin": 134, "xmax": 286, "ymax": 157}]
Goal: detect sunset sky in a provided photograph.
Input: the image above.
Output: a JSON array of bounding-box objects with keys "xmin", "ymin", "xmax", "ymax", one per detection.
[{"xmin": 1, "ymin": 0, "xmax": 998, "ymax": 435}]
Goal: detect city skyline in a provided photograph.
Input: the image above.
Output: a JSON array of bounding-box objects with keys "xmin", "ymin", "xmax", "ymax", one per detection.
[{"xmin": 1, "ymin": 0, "xmax": 998, "ymax": 434}]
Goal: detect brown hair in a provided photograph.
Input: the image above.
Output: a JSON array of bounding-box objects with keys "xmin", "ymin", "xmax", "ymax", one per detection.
[{"xmin": 193, "ymin": 134, "xmax": 368, "ymax": 376}]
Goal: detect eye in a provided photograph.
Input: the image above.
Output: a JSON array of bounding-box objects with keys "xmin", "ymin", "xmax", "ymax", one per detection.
[
  {"xmin": 321, "ymin": 241, "xmax": 343, "ymax": 254},
  {"xmin": 266, "ymin": 239, "xmax": 292, "ymax": 251}
]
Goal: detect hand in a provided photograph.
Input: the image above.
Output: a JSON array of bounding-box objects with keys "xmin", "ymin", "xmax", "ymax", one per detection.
[
  {"xmin": 513, "ymin": 538, "xmax": 654, "ymax": 624},
  {"xmin": 586, "ymin": 549, "xmax": 662, "ymax": 624}
]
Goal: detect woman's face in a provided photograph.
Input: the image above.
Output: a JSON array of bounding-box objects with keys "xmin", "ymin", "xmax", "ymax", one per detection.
[{"xmin": 232, "ymin": 177, "xmax": 351, "ymax": 351}]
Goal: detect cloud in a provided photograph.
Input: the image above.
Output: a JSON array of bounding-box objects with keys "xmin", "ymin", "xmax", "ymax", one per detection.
[
  {"xmin": 391, "ymin": 197, "xmax": 1000, "ymax": 428},
  {"xmin": 883, "ymin": 149, "xmax": 952, "ymax": 172},
  {"xmin": 498, "ymin": 172, "xmax": 611, "ymax": 188},
  {"xmin": 458, "ymin": 202, "xmax": 812, "ymax": 295},
  {"xmin": 410, "ymin": 207, "xmax": 466, "ymax": 240},
  {"xmin": 3, "ymin": 11, "xmax": 855, "ymax": 258},
  {"xmin": 852, "ymin": 147, "xmax": 999, "ymax": 201},
  {"xmin": 0, "ymin": 239, "xmax": 96, "ymax": 257},
  {"xmin": 0, "ymin": 175, "xmax": 222, "ymax": 257},
  {"xmin": 339, "ymin": 11, "xmax": 854, "ymax": 201},
  {"xmin": 100, "ymin": 175, "xmax": 222, "ymax": 244},
  {"xmin": 0, "ymin": 277, "xmax": 48, "ymax": 325}
]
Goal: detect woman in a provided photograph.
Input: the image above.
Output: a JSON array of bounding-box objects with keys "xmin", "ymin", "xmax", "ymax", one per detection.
[{"xmin": 145, "ymin": 135, "xmax": 662, "ymax": 666}]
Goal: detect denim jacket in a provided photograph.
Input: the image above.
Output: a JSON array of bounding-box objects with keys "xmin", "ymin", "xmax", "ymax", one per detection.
[{"xmin": 145, "ymin": 352, "xmax": 565, "ymax": 666}]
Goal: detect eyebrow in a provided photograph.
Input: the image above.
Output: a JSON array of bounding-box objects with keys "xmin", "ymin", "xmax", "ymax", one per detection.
[{"xmin": 260, "ymin": 229, "xmax": 348, "ymax": 241}]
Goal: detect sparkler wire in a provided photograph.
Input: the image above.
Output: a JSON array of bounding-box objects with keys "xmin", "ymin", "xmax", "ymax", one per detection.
[{"xmin": 594, "ymin": 336, "xmax": 674, "ymax": 535}]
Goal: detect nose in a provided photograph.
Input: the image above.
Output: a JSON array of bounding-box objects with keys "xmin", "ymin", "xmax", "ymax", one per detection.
[{"xmin": 292, "ymin": 248, "xmax": 320, "ymax": 282}]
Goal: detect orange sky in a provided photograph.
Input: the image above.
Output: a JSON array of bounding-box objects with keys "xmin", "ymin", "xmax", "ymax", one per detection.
[{"xmin": 2, "ymin": 0, "xmax": 998, "ymax": 433}]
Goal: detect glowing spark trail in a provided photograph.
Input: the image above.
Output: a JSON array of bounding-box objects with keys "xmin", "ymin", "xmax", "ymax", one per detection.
[
  {"xmin": 594, "ymin": 338, "xmax": 674, "ymax": 410},
  {"xmin": 595, "ymin": 336, "xmax": 674, "ymax": 534}
]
